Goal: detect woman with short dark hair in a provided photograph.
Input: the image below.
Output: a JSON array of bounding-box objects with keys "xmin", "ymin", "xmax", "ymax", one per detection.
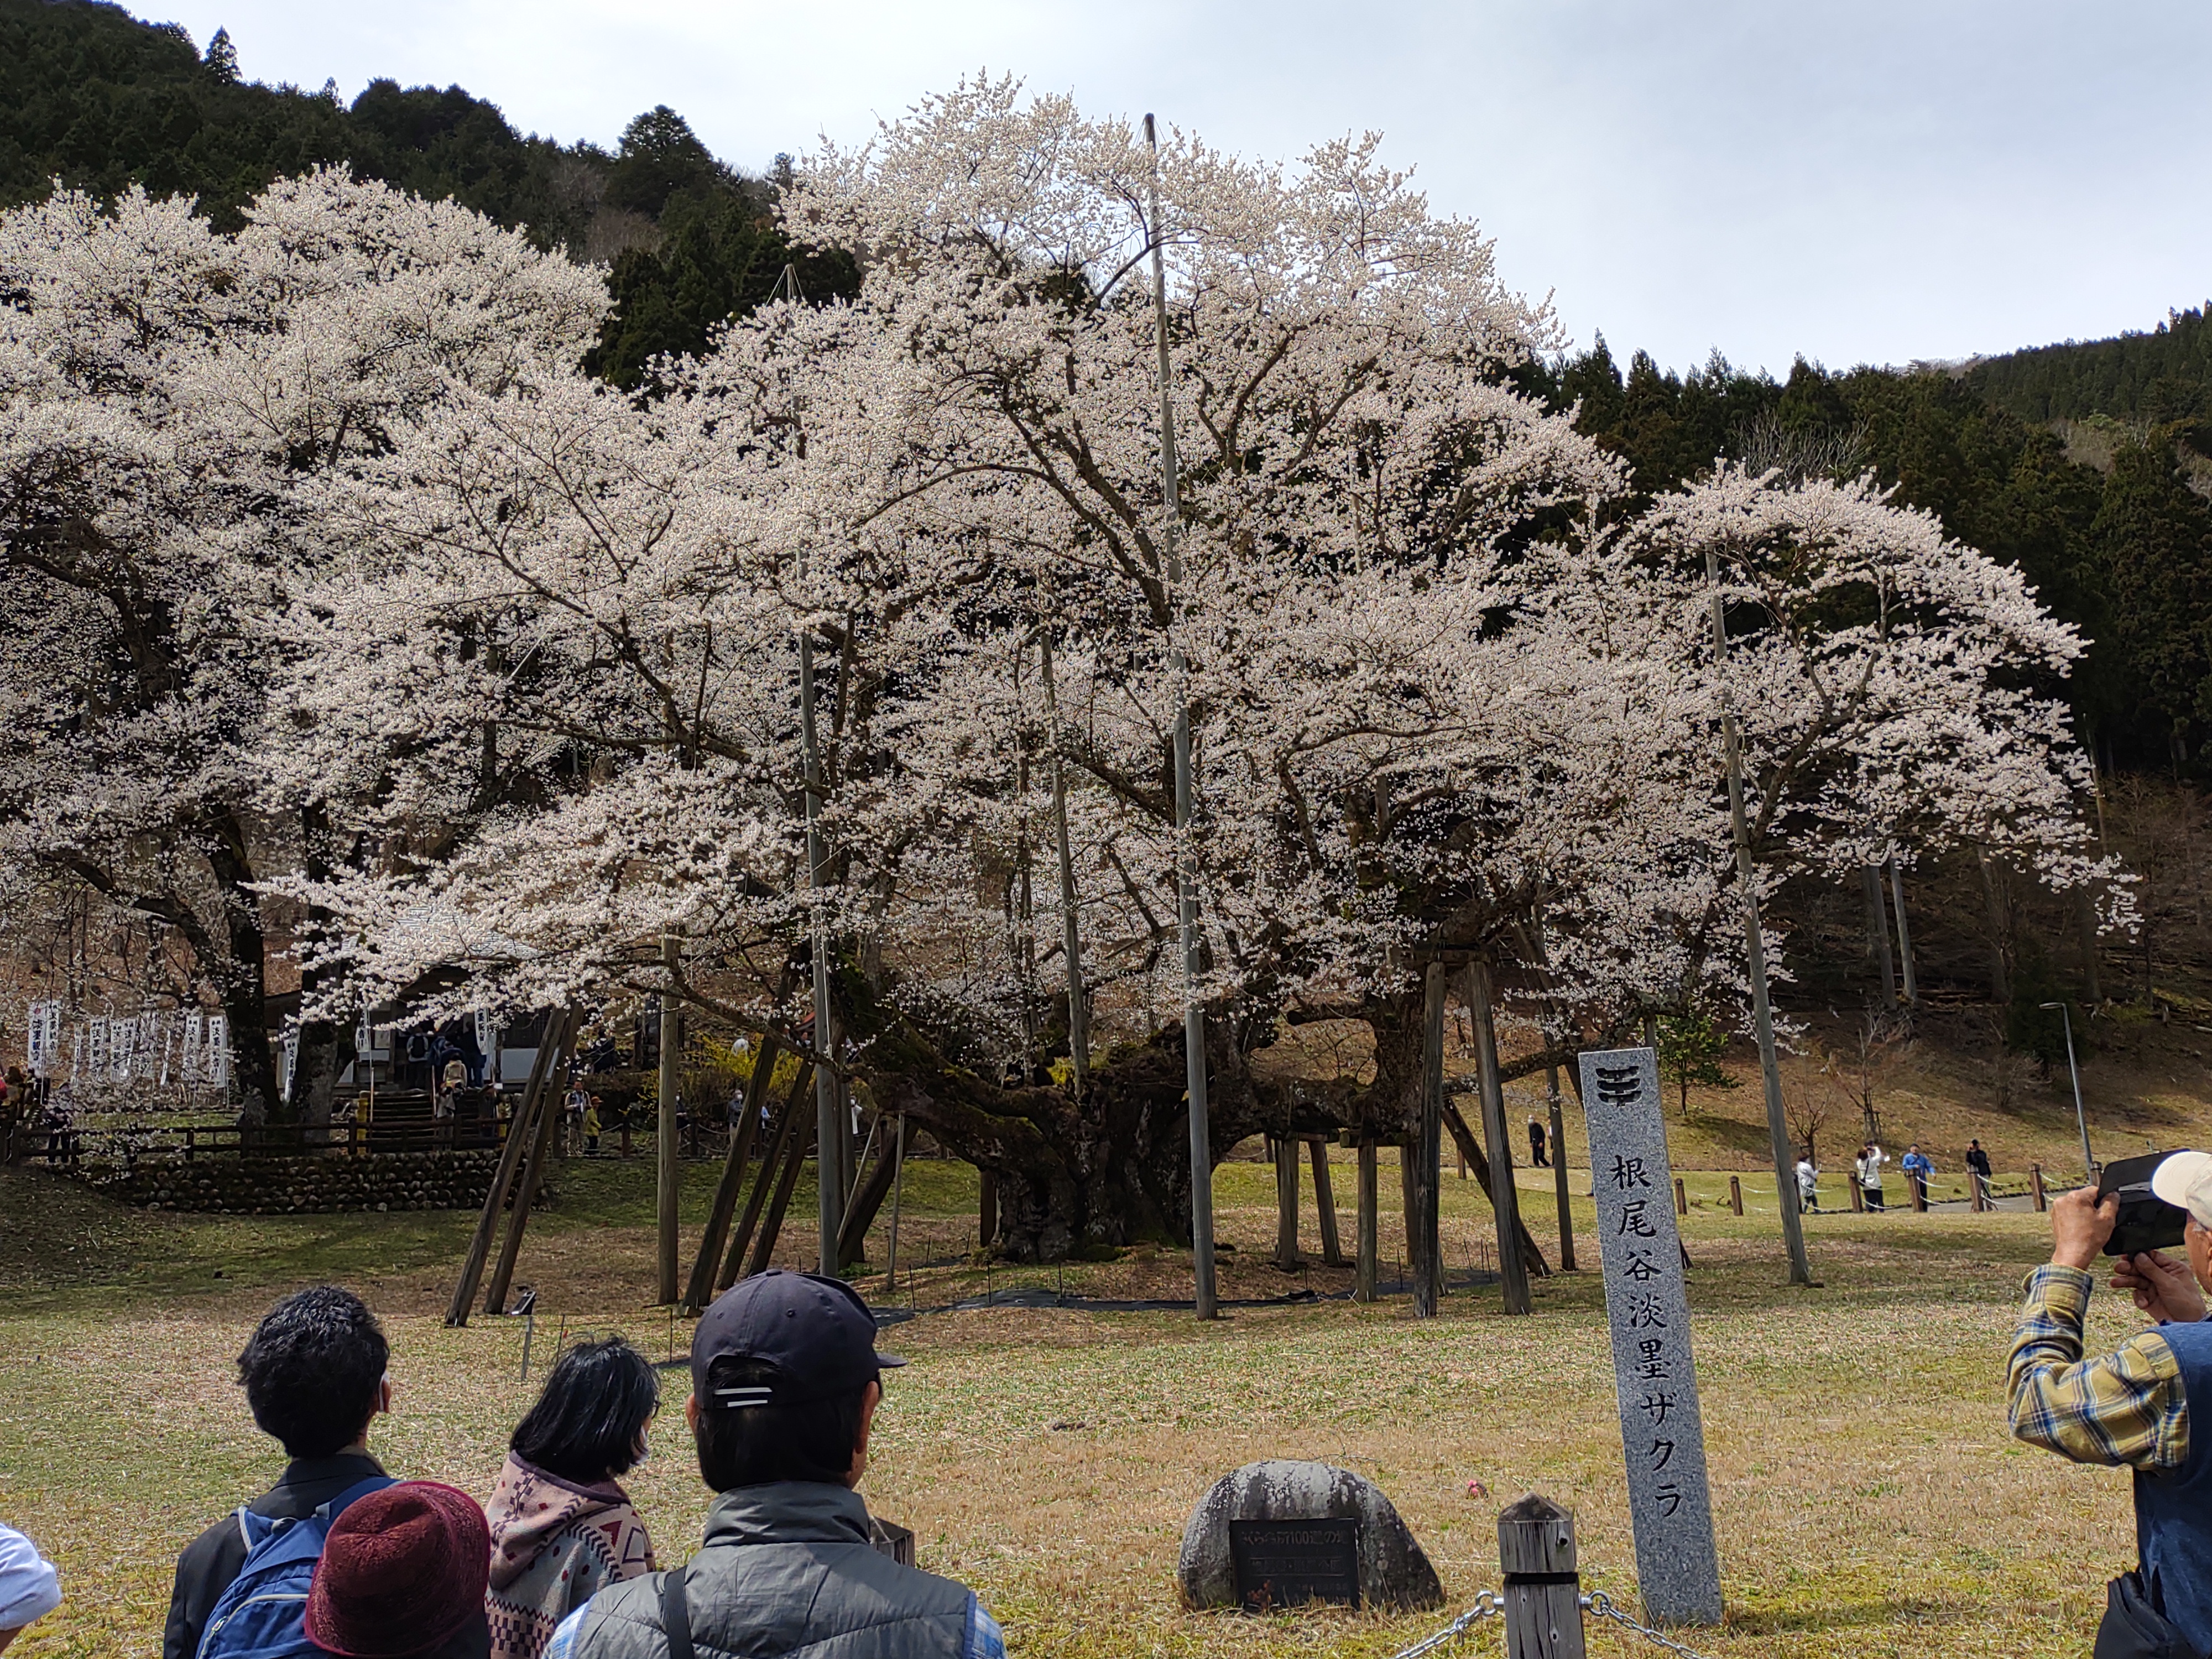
[{"xmin": 484, "ymin": 1338, "xmax": 658, "ymax": 1659}]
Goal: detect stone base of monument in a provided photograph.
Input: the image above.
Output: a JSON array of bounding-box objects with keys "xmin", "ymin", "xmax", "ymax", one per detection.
[{"xmin": 1177, "ymin": 1459, "xmax": 1444, "ymax": 1613}]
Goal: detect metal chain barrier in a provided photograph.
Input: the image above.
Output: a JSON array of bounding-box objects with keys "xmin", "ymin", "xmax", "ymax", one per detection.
[
  {"xmin": 1582, "ymin": 1590, "xmax": 1719, "ymax": 1659},
  {"xmin": 1383, "ymin": 1589, "xmax": 1503, "ymax": 1659}
]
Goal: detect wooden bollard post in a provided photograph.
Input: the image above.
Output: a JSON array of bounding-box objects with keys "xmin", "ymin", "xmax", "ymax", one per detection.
[
  {"xmin": 2031, "ymin": 1164, "xmax": 2046, "ymax": 1212},
  {"xmin": 1910, "ymin": 1172, "xmax": 1927, "ymax": 1213},
  {"xmin": 1729, "ymin": 1175, "xmax": 1743, "ymax": 1216},
  {"xmin": 1850, "ymin": 1175, "xmax": 1864, "ymax": 1213},
  {"xmin": 1674, "ymin": 1177, "xmax": 1688, "ymax": 1217},
  {"xmin": 1971, "ymin": 1174, "xmax": 1986, "ymax": 1213},
  {"xmin": 1499, "ymin": 1493, "xmax": 1584, "ymax": 1659},
  {"xmin": 1352, "ymin": 1133, "xmax": 1379, "ymax": 1303}
]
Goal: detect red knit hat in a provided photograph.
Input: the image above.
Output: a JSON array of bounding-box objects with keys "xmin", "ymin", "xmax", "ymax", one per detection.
[{"xmin": 304, "ymin": 1482, "xmax": 491, "ymax": 1658}]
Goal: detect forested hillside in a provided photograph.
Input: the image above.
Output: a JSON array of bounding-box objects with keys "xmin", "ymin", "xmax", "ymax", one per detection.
[
  {"xmin": 1966, "ymin": 305, "xmax": 2212, "ymax": 439},
  {"xmin": 0, "ymin": 0, "xmax": 855, "ymax": 378}
]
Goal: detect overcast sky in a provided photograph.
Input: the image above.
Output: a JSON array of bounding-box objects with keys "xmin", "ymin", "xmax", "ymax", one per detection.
[{"xmin": 147, "ymin": 0, "xmax": 2211, "ymax": 376}]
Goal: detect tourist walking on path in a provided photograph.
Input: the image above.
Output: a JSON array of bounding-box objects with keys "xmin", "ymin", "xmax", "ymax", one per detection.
[
  {"xmin": 487, "ymin": 1338, "xmax": 659, "ymax": 1659},
  {"xmin": 1796, "ymin": 1152, "xmax": 1820, "ymax": 1214},
  {"xmin": 1901, "ymin": 1144, "xmax": 1934, "ymax": 1207},
  {"xmin": 2009, "ymin": 1151, "xmax": 2212, "ymax": 1656},
  {"xmin": 0, "ymin": 1522, "xmax": 60, "ymax": 1653},
  {"xmin": 1855, "ymin": 1143, "xmax": 1888, "ymax": 1211},
  {"xmin": 546, "ymin": 1270, "xmax": 1006, "ymax": 1658},
  {"xmin": 1966, "ymin": 1139, "xmax": 1994, "ymax": 1204},
  {"xmin": 1527, "ymin": 1116, "xmax": 1548, "ymax": 1168},
  {"xmin": 583, "ymin": 1097, "xmax": 602, "ymax": 1157},
  {"xmin": 164, "ymin": 1287, "xmax": 397, "ymax": 1659}
]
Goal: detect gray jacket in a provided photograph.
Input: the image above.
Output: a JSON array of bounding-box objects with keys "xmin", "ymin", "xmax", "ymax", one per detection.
[{"xmin": 571, "ymin": 1483, "xmax": 976, "ymax": 1659}]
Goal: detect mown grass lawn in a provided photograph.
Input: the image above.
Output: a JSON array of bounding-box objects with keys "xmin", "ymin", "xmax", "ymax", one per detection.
[{"xmin": 0, "ymin": 1149, "xmax": 2142, "ymax": 1657}]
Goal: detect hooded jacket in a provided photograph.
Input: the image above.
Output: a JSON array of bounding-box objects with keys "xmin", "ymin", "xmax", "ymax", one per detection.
[{"xmin": 486, "ymin": 1453, "xmax": 655, "ymax": 1659}]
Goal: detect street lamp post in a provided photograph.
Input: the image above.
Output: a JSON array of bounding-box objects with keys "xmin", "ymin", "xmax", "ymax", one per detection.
[{"xmin": 2039, "ymin": 1001, "xmax": 2094, "ymax": 1183}]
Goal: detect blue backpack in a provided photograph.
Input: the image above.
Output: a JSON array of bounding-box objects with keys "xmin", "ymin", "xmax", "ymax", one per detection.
[{"xmin": 196, "ymin": 1474, "xmax": 395, "ymax": 1659}]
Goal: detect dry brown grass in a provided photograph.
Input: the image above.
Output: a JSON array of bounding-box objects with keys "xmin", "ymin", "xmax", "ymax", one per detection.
[{"xmin": 0, "ymin": 1150, "xmax": 2164, "ymax": 1658}]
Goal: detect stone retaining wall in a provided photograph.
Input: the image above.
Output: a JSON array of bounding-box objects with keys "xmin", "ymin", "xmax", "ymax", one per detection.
[{"xmin": 85, "ymin": 1149, "xmax": 552, "ymax": 1215}]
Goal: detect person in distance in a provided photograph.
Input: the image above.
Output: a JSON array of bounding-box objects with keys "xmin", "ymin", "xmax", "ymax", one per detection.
[
  {"xmin": 165, "ymin": 1286, "xmax": 397, "ymax": 1659},
  {"xmin": 2009, "ymin": 1152, "xmax": 2212, "ymax": 1656},
  {"xmin": 547, "ymin": 1270, "xmax": 1006, "ymax": 1659},
  {"xmin": 487, "ymin": 1338, "xmax": 659, "ymax": 1659}
]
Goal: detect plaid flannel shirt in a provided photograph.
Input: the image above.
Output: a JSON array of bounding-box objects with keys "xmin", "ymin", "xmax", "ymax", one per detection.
[{"xmin": 2007, "ymin": 1262, "xmax": 2189, "ymax": 1472}]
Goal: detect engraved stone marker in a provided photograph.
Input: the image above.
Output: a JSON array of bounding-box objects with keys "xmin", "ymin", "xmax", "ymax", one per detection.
[
  {"xmin": 1577, "ymin": 1045, "xmax": 1723, "ymax": 1627},
  {"xmin": 1177, "ymin": 1459, "xmax": 1443, "ymax": 1612},
  {"xmin": 1229, "ymin": 1517, "xmax": 1361, "ymax": 1610}
]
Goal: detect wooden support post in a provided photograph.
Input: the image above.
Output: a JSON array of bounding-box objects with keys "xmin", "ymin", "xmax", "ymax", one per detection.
[
  {"xmin": 1674, "ymin": 1176, "xmax": 1688, "ymax": 1217},
  {"xmin": 1850, "ymin": 1174, "xmax": 1864, "ymax": 1213},
  {"xmin": 447, "ymin": 1017, "xmax": 561, "ymax": 1328},
  {"xmin": 1729, "ymin": 1175, "xmax": 1743, "ymax": 1216},
  {"xmin": 1499, "ymin": 1494, "xmax": 1585, "ymax": 1659},
  {"xmin": 1548, "ymin": 1079, "xmax": 1574, "ymax": 1273},
  {"xmin": 1971, "ymin": 1172, "xmax": 1986, "ymax": 1213},
  {"xmin": 1273, "ymin": 1135, "xmax": 1302, "ymax": 1268},
  {"xmin": 1469, "ymin": 961, "xmax": 1531, "ymax": 1314},
  {"xmin": 836, "ymin": 1122, "xmax": 903, "ymax": 1269},
  {"xmin": 1416, "ymin": 961, "xmax": 1446, "ymax": 1317},
  {"xmin": 486, "ymin": 1010, "xmax": 575, "ymax": 1317},
  {"xmin": 978, "ymin": 1167, "xmax": 999, "ymax": 1250},
  {"xmin": 659, "ymin": 946, "xmax": 686, "ymax": 1304},
  {"xmin": 745, "ymin": 1117, "xmax": 813, "ymax": 1279},
  {"xmin": 1400, "ymin": 1139, "xmax": 1420, "ymax": 1297},
  {"xmin": 719, "ymin": 1064, "xmax": 813, "ymax": 1292},
  {"xmin": 1355, "ymin": 1138, "xmax": 1379, "ymax": 1303},
  {"xmin": 1308, "ymin": 1139, "xmax": 1345, "ymax": 1267},
  {"xmin": 683, "ymin": 1035, "xmax": 780, "ymax": 1314},
  {"xmin": 2031, "ymin": 1163, "xmax": 2046, "ymax": 1211},
  {"xmin": 1911, "ymin": 1173, "xmax": 1927, "ymax": 1213}
]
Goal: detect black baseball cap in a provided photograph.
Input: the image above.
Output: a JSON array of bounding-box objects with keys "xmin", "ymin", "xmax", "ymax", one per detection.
[{"xmin": 691, "ymin": 1270, "xmax": 904, "ymax": 1410}]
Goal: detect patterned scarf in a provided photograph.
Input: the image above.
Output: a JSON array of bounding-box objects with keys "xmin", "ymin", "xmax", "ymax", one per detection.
[{"xmin": 485, "ymin": 1452, "xmax": 655, "ymax": 1659}]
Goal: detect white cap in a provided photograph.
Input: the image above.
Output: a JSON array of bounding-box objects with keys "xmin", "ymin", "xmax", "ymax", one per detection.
[{"xmin": 2149, "ymin": 1151, "xmax": 2212, "ymax": 1230}]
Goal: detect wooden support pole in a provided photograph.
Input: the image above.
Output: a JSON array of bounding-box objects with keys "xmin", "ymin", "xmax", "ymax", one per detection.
[
  {"xmin": 719, "ymin": 1063, "xmax": 813, "ymax": 1292},
  {"xmin": 885, "ymin": 1112, "xmax": 907, "ymax": 1286},
  {"xmin": 1356, "ymin": 1138, "xmax": 1379, "ymax": 1302},
  {"xmin": 836, "ymin": 1121, "xmax": 903, "ymax": 1268},
  {"xmin": 1548, "ymin": 1076, "xmax": 1574, "ymax": 1273},
  {"xmin": 486, "ymin": 1010, "xmax": 575, "ymax": 1316},
  {"xmin": 1911, "ymin": 1172, "xmax": 1927, "ymax": 1213},
  {"xmin": 978, "ymin": 1167, "xmax": 999, "ymax": 1250},
  {"xmin": 1415, "ymin": 962, "xmax": 1446, "ymax": 1317},
  {"xmin": 1971, "ymin": 1172, "xmax": 1986, "ymax": 1213},
  {"xmin": 745, "ymin": 1115, "xmax": 813, "ymax": 1279},
  {"xmin": 1469, "ymin": 961, "xmax": 1532, "ymax": 1315},
  {"xmin": 1850, "ymin": 1173, "xmax": 1865, "ymax": 1213},
  {"xmin": 1272, "ymin": 1134, "xmax": 1302, "ymax": 1268},
  {"xmin": 1499, "ymin": 1494, "xmax": 1585, "ymax": 1659},
  {"xmin": 1674, "ymin": 1176, "xmax": 1688, "ymax": 1217},
  {"xmin": 445, "ymin": 1014, "xmax": 559, "ymax": 1328},
  {"xmin": 1308, "ymin": 1139, "xmax": 1345, "ymax": 1267},
  {"xmin": 1729, "ymin": 1175, "xmax": 1743, "ymax": 1216},
  {"xmin": 682, "ymin": 1034, "xmax": 780, "ymax": 1314},
  {"xmin": 2032, "ymin": 1163, "xmax": 2047, "ymax": 1211},
  {"xmin": 656, "ymin": 938, "xmax": 681, "ymax": 1306}
]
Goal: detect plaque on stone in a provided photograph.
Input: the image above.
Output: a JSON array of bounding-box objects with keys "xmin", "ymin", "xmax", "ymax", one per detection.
[
  {"xmin": 1577, "ymin": 1045, "xmax": 1724, "ymax": 1627},
  {"xmin": 1177, "ymin": 1459, "xmax": 1443, "ymax": 1612},
  {"xmin": 1229, "ymin": 1516, "xmax": 1360, "ymax": 1611}
]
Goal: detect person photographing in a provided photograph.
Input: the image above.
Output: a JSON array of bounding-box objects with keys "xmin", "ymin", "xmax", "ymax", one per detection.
[{"xmin": 2008, "ymin": 1151, "xmax": 2212, "ymax": 1656}]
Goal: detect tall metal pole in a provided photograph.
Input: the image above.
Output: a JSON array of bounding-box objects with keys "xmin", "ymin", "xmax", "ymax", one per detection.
[
  {"xmin": 1040, "ymin": 633, "xmax": 1091, "ymax": 1100},
  {"xmin": 1146, "ymin": 112, "xmax": 1215, "ymax": 1319},
  {"xmin": 1706, "ymin": 545, "xmax": 1813, "ymax": 1287},
  {"xmin": 800, "ymin": 624, "xmax": 843, "ymax": 1274},
  {"xmin": 2043, "ymin": 1001, "xmax": 2094, "ymax": 1181},
  {"xmin": 656, "ymin": 935, "xmax": 681, "ymax": 1304}
]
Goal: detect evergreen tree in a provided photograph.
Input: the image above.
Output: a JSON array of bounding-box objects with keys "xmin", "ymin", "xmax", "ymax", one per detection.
[{"xmin": 1656, "ymin": 1009, "xmax": 1739, "ymax": 1118}]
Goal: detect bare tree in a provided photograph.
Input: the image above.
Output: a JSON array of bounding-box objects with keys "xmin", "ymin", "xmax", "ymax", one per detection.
[{"xmin": 1824, "ymin": 1009, "xmax": 1902, "ymax": 1143}]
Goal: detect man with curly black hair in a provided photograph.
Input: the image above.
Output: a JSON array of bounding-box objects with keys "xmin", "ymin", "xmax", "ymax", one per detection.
[{"xmin": 163, "ymin": 1286, "xmax": 397, "ymax": 1659}]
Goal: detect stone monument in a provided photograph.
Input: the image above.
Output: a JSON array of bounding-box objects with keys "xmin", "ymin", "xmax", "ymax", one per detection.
[
  {"xmin": 1177, "ymin": 1459, "xmax": 1443, "ymax": 1612},
  {"xmin": 1576, "ymin": 1045, "xmax": 1724, "ymax": 1626}
]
